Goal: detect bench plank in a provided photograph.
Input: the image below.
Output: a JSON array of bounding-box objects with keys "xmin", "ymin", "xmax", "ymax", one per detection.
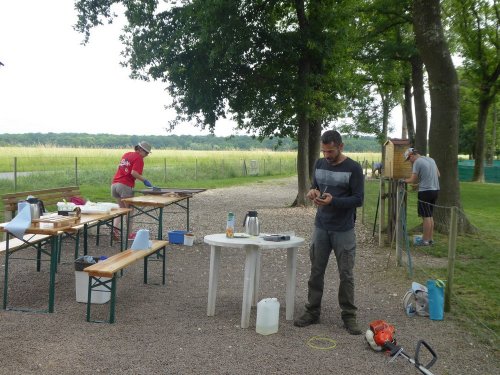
[
  {"xmin": 0, "ymin": 234, "xmax": 52, "ymax": 253},
  {"xmin": 84, "ymin": 240, "xmax": 168, "ymax": 278}
]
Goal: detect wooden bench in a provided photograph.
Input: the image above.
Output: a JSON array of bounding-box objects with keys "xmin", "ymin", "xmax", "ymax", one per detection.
[
  {"xmin": 84, "ymin": 240, "xmax": 168, "ymax": 323},
  {"xmin": 0, "ymin": 234, "xmax": 53, "ymax": 273},
  {"xmin": 2, "ymin": 186, "xmax": 82, "ymax": 222}
]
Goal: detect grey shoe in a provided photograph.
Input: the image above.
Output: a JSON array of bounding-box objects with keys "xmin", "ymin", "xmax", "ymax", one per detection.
[
  {"xmin": 293, "ymin": 312, "xmax": 319, "ymax": 327},
  {"xmin": 343, "ymin": 319, "xmax": 362, "ymax": 335}
]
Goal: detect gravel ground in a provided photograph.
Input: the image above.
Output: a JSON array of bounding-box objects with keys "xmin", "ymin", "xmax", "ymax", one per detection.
[{"xmin": 0, "ymin": 177, "xmax": 498, "ymax": 374}]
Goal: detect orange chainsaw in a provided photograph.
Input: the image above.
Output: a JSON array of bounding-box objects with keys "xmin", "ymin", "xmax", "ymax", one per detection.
[{"xmin": 365, "ymin": 320, "xmax": 437, "ymax": 375}]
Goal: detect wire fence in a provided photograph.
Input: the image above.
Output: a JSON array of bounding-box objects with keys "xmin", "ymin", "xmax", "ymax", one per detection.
[
  {"xmin": 361, "ymin": 177, "xmax": 499, "ymax": 350},
  {"xmin": 0, "ymin": 156, "xmax": 298, "ymax": 192}
]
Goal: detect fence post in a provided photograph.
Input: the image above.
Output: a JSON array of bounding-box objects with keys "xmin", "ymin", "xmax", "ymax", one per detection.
[
  {"xmin": 195, "ymin": 159, "xmax": 198, "ymax": 181},
  {"xmin": 14, "ymin": 157, "xmax": 17, "ymax": 191},
  {"xmin": 75, "ymin": 157, "xmax": 79, "ymax": 185},
  {"xmin": 445, "ymin": 206, "xmax": 458, "ymax": 313},
  {"xmin": 164, "ymin": 158, "xmax": 167, "ymax": 182}
]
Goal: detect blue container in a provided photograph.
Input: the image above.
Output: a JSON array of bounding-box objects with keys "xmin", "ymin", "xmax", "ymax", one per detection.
[
  {"xmin": 427, "ymin": 279, "xmax": 445, "ymax": 320},
  {"xmin": 168, "ymin": 230, "xmax": 187, "ymax": 244}
]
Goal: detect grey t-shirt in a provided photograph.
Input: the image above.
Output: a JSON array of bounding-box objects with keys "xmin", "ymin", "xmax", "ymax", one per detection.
[{"xmin": 413, "ymin": 156, "xmax": 440, "ymax": 191}]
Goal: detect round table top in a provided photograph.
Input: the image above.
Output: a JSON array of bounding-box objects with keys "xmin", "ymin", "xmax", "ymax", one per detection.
[{"xmin": 204, "ymin": 233, "xmax": 305, "ymax": 249}]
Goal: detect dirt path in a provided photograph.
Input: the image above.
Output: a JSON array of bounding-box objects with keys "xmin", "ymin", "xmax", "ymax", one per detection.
[{"xmin": 0, "ymin": 177, "xmax": 497, "ymax": 374}]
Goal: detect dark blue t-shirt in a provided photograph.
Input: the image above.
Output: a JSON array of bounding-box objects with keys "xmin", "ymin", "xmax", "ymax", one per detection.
[{"xmin": 311, "ymin": 157, "xmax": 364, "ymax": 231}]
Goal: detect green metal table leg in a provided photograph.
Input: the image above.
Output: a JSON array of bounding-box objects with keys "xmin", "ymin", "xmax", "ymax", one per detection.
[
  {"xmin": 144, "ymin": 256, "xmax": 149, "ymax": 284},
  {"xmin": 48, "ymin": 235, "xmax": 58, "ymax": 313},
  {"xmin": 83, "ymin": 224, "xmax": 88, "ymax": 256},
  {"xmin": 120, "ymin": 215, "xmax": 124, "ymax": 252},
  {"xmin": 74, "ymin": 230, "xmax": 80, "ymax": 259},
  {"xmin": 158, "ymin": 207, "xmax": 163, "ymax": 240},
  {"xmin": 186, "ymin": 198, "xmax": 190, "ymax": 231},
  {"xmin": 3, "ymin": 234, "xmax": 10, "ymax": 309},
  {"xmin": 86, "ymin": 276, "xmax": 93, "ymax": 322},
  {"xmin": 162, "ymin": 246, "xmax": 166, "ymax": 285},
  {"xmin": 96, "ymin": 222, "xmax": 101, "ymax": 246},
  {"xmin": 36, "ymin": 243, "xmax": 42, "ymax": 272},
  {"xmin": 109, "ymin": 276, "xmax": 117, "ymax": 323}
]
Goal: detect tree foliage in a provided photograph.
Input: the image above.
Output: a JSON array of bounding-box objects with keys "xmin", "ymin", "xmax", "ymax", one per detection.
[
  {"xmin": 75, "ymin": 0, "xmax": 366, "ymax": 205},
  {"xmin": 445, "ymin": 0, "xmax": 499, "ymax": 181}
]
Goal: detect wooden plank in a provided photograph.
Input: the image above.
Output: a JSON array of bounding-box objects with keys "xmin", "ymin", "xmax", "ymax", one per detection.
[
  {"xmin": 84, "ymin": 240, "xmax": 168, "ymax": 278},
  {"xmin": 122, "ymin": 195, "xmax": 187, "ymax": 207},
  {"xmin": 0, "ymin": 234, "xmax": 51, "ymax": 253}
]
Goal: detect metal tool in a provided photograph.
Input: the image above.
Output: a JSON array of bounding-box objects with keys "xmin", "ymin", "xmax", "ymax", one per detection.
[{"xmin": 365, "ymin": 320, "xmax": 437, "ymax": 375}]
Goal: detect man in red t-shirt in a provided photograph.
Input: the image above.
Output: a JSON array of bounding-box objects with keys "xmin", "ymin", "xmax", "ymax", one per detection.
[{"xmin": 111, "ymin": 141, "xmax": 154, "ymax": 239}]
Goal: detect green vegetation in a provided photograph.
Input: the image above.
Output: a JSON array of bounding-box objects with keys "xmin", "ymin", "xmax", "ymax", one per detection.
[
  {"xmin": 0, "ymin": 133, "xmax": 382, "ymax": 152},
  {"xmin": 363, "ymin": 179, "xmax": 500, "ymax": 348}
]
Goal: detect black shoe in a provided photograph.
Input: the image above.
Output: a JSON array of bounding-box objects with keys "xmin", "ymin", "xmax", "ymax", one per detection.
[
  {"xmin": 293, "ymin": 313, "xmax": 319, "ymax": 327},
  {"xmin": 343, "ymin": 320, "xmax": 362, "ymax": 335}
]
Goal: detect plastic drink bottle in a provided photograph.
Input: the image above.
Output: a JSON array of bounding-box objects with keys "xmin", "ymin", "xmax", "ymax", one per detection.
[{"xmin": 226, "ymin": 212, "xmax": 235, "ymax": 238}]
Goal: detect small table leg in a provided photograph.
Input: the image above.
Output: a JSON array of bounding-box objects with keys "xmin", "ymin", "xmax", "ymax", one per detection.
[
  {"xmin": 241, "ymin": 246, "xmax": 258, "ymax": 329},
  {"xmin": 207, "ymin": 245, "xmax": 221, "ymax": 316},
  {"xmin": 253, "ymin": 250, "xmax": 261, "ymax": 306},
  {"xmin": 285, "ymin": 247, "xmax": 298, "ymax": 320}
]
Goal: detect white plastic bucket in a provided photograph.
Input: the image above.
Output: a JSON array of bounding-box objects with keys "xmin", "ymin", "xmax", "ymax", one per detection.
[
  {"xmin": 184, "ymin": 233, "xmax": 195, "ymax": 246},
  {"xmin": 75, "ymin": 271, "xmax": 111, "ymax": 304},
  {"xmin": 256, "ymin": 298, "xmax": 280, "ymax": 335}
]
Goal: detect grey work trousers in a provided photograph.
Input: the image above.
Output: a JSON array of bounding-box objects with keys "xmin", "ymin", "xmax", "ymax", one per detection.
[{"xmin": 305, "ymin": 226, "xmax": 357, "ymax": 321}]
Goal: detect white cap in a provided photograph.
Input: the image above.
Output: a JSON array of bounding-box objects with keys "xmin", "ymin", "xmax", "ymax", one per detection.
[{"xmin": 404, "ymin": 147, "xmax": 416, "ymax": 161}]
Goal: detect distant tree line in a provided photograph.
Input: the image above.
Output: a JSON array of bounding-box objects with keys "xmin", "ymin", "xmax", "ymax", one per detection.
[{"xmin": 0, "ymin": 133, "xmax": 381, "ymax": 152}]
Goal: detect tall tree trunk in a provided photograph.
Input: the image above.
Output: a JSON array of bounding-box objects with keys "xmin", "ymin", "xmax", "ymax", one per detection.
[
  {"xmin": 472, "ymin": 92, "xmax": 495, "ymax": 181},
  {"xmin": 411, "ymin": 54, "xmax": 428, "ymax": 155},
  {"xmin": 308, "ymin": 119, "xmax": 322, "ymax": 182},
  {"xmin": 413, "ymin": 0, "xmax": 474, "ymax": 233},
  {"xmin": 292, "ymin": 0, "xmax": 310, "ymax": 207},
  {"xmin": 401, "ymin": 105, "xmax": 408, "ymax": 139},
  {"xmin": 404, "ymin": 76, "xmax": 415, "ymax": 144}
]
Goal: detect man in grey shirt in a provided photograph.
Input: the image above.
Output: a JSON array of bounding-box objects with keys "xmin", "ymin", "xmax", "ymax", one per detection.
[{"xmin": 403, "ymin": 148, "xmax": 440, "ymax": 246}]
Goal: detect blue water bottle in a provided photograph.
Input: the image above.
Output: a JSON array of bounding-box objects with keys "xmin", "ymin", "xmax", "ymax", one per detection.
[{"xmin": 427, "ymin": 279, "xmax": 445, "ymax": 320}]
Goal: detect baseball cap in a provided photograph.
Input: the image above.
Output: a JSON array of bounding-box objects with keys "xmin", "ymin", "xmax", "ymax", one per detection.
[
  {"xmin": 137, "ymin": 141, "xmax": 152, "ymax": 154},
  {"xmin": 404, "ymin": 147, "xmax": 416, "ymax": 161}
]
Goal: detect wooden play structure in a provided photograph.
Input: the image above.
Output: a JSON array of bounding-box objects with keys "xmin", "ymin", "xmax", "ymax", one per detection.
[{"xmin": 376, "ymin": 139, "xmax": 412, "ymax": 253}]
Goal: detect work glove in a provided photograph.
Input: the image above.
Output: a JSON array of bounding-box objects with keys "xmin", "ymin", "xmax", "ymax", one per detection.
[{"xmin": 143, "ymin": 179, "xmax": 153, "ymax": 187}]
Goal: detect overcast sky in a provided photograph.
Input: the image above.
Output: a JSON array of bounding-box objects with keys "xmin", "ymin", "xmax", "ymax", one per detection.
[
  {"xmin": 0, "ymin": 1, "xmax": 241, "ymax": 137},
  {"xmin": 0, "ymin": 1, "xmax": 402, "ymax": 138}
]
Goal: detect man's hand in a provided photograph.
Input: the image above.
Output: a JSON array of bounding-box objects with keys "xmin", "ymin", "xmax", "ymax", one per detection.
[
  {"xmin": 143, "ymin": 179, "xmax": 153, "ymax": 187},
  {"xmin": 314, "ymin": 193, "xmax": 332, "ymax": 206},
  {"xmin": 307, "ymin": 188, "xmax": 320, "ymax": 201}
]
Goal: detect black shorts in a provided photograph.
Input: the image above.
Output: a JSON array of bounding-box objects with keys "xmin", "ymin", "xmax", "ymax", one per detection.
[{"xmin": 417, "ymin": 190, "xmax": 439, "ymax": 218}]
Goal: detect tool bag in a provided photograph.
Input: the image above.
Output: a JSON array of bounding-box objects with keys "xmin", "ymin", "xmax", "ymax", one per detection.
[{"xmin": 402, "ymin": 282, "xmax": 429, "ymax": 317}]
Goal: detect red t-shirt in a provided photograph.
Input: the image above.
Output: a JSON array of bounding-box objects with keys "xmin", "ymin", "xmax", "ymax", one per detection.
[{"xmin": 112, "ymin": 151, "xmax": 144, "ymax": 187}]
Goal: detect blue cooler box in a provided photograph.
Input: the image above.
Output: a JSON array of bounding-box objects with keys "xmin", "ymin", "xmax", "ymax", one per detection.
[{"xmin": 168, "ymin": 230, "xmax": 187, "ymax": 244}]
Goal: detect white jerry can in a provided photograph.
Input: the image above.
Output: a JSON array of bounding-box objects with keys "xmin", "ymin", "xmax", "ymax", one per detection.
[{"xmin": 256, "ymin": 298, "xmax": 280, "ymax": 335}]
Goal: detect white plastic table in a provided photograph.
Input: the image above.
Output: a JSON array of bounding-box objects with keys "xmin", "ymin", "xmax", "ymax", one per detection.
[{"xmin": 204, "ymin": 233, "xmax": 305, "ymax": 329}]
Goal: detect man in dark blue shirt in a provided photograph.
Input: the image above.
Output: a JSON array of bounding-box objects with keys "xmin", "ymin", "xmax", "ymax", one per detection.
[{"xmin": 294, "ymin": 130, "xmax": 364, "ymax": 335}]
